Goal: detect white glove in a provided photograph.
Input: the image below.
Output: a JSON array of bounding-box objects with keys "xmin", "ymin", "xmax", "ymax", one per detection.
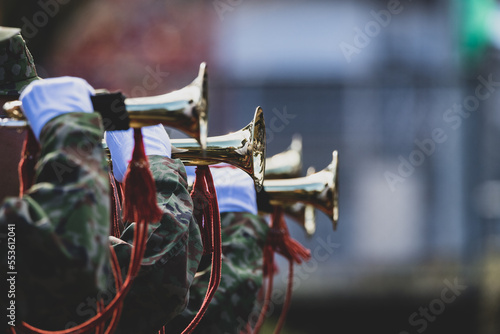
[
  {"xmin": 105, "ymin": 125, "xmax": 172, "ymax": 183},
  {"xmin": 185, "ymin": 164, "xmax": 258, "ymax": 215},
  {"xmin": 20, "ymin": 76, "xmax": 95, "ymax": 140}
]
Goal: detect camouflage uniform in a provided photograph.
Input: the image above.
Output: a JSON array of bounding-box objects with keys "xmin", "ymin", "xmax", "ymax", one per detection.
[
  {"xmin": 164, "ymin": 211, "xmax": 269, "ymax": 334},
  {"xmin": 0, "ymin": 112, "xmax": 203, "ymax": 333},
  {"xmin": 0, "ymin": 27, "xmax": 40, "ymax": 96},
  {"xmin": 1, "ymin": 113, "xmax": 111, "ymax": 330}
]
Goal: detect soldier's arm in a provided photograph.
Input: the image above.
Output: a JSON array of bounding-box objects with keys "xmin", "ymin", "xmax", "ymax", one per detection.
[
  {"xmin": 165, "ymin": 166, "xmax": 269, "ymax": 334},
  {"xmin": 1, "ymin": 77, "xmax": 111, "ymax": 330}
]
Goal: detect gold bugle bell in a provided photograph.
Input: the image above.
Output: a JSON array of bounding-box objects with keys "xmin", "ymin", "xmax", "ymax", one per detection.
[
  {"xmin": 262, "ymin": 151, "xmax": 339, "ymax": 231},
  {"xmin": 170, "ymin": 106, "xmax": 266, "ymax": 191},
  {"xmin": 125, "ymin": 62, "xmax": 208, "ymax": 150},
  {"xmin": 2, "ymin": 63, "xmax": 209, "ymax": 150}
]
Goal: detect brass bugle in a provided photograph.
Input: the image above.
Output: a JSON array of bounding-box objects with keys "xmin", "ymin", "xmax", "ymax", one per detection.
[
  {"xmin": 264, "ymin": 133, "xmax": 303, "ymax": 179},
  {"xmin": 2, "ymin": 62, "xmax": 209, "ymax": 150},
  {"xmin": 262, "ymin": 151, "xmax": 339, "ymax": 230},
  {"xmin": 170, "ymin": 107, "xmax": 266, "ymax": 191}
]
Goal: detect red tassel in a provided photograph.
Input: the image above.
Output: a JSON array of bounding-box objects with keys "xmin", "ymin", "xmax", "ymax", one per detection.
[
  {"xmin": 266, "ymin": 206, "xmax": 311, "ymax": 265},
  {"xmin": 122, "ymin": 128, "xmax": 163, "ymax": 224},
  {"xmin": 252, "ymin": 206, "xmax": 311, "ymax": 334},
  {"xmin": 181, "ymin": 165, "xmax": 222, "ymax": 334},
  {"xmin": 18, "ymin": 128, "xmax": 40, "ymax": 196}
]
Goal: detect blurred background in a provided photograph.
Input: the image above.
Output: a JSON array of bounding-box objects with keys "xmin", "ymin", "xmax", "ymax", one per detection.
[{"xmin": 2, "ymin": 0, "xmax": 500, "ymax": 333}]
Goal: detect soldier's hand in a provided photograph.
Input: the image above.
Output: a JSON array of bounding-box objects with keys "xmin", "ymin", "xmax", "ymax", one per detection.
[
  {"xmin": 185, "ymin": 164, "xmax": 258, "ymax": 214},
  {"xmin": 20, "ymin": 76, "xmax": 95, "ymax": 140},
  {"xmin": 105, "ymin": 124, "xmax": 171, "ymax": 183}
]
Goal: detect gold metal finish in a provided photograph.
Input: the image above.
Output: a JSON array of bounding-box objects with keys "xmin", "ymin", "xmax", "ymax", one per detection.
[
  {"xmin": 265, "ymin": 134, "xmax": 302, "ymax": 179},
  {"xmin": 3, "ymin": 100, "xmax": 23, "ymax": 119},
  {"xmin": 263, "ymin": 151, "xmax": 339, "ymax": 230},
  {"xmin": 171, "ymin": 107, "xmax": 266, "ymax": 191},
  {"xmin": 2, "ymin": 63, "xmax": 209, "ymax": 150}
]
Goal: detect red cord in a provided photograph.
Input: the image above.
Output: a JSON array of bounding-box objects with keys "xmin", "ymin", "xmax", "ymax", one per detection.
[
  {"xmin": 273, "ymin": 259, "xmax": 294, "ymax": 333},
  {"xmin": 251, "ymin": 207, "xmax": 311, "ymax": 334},
  {"xmin": 108, "ymin": 171, "xmax": 123, "ymax": 238},
  {"xmin": 252, "ymin": 252, "xmax": 275, "ymax": 333},
  {"xmin": 181, "ymin": 166, "xmax": 222, "ymax": 334},
  {"xmin": 18, "ymin": 128, "xmax": 39, "ymax": 196}
]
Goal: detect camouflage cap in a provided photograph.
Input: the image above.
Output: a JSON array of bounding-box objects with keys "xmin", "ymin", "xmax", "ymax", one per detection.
[{"xmin": 0, "ymin": 27, "xmax": 40, "ymax": 96}]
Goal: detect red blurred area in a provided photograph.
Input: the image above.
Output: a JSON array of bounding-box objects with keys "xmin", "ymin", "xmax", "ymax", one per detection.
[{"xmin": 47, "ymin": 1, "xmax": 214, "ymax": 97}]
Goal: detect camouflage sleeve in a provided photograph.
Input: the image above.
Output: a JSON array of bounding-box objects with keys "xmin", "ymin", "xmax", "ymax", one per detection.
[
  {"xmin": 163, "ymin": 211, "xmax": 269, "ymax": 334},
  {"xmin": 0, "ymin": 112, "xmax": 111, "ymax": 330},
  {"xmin": 110, "ymin": 155, "xmax": 203, "ymax": 334}
]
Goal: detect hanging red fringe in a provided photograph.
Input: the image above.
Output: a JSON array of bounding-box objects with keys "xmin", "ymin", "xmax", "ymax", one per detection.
[
  {"xmin": 180, "ymin": 165, "xmax": 222, "ymax": 334},
  {"xmin": 16, "ymin": 128, "xmax": 158, "ymax": 334},
  {"xmin": 18, "ymin": 128, "xmax": 40, "ymax": 197},
  {"xmin": 252, "ymin": 206, "xmax": 311, "ymax": 334},
  {"xmin": 122, "ymin": 128, "xmax": 163, "ymax": 224}
]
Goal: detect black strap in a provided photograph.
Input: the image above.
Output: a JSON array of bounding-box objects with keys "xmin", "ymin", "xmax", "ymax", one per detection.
[
  {"xmin": 91, "ymin": 91, "xmax": 130, "ymax": 131},
  {"xmin": 256, "ymin": 188, "xmax": 274, "ymax": 213}
]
